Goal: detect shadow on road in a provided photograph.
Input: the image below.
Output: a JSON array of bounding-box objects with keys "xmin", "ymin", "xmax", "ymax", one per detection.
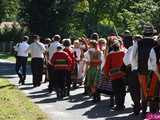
[
  {"xmin": 67, "ymin": 98, "xmax": 143, "ymax": 120},
  {"xmin": 68, "ymin": 93, "xmax": 91, "ymax": 103},
  {"xmin": 29, "ymin": 88, "xmax": 49, "ymax": 94},
  {"xmin": 0, "ymin": 76, "xmax": 17, "ymax": 79},
  {"xmin": 83, "ymin": 103, "xmax": 132, "ymax": 118},
  {"xmin": 0, "ymin": 84, "xmax": 15, "ymax": 89},
  {"xmin": 19, "ymin": 86, "xmax": 35, "ymax": 90},
  {"xmin": 105, "ymin": 114, "xmax": 143, "ymax": 120},
  {"xmin": 35, "ymin": 97, "xmax": 57, "ymax": 103},
  {"xmin": 0, "ymin": 62, "xmax": 31, "ymax": 75},
  {"xmin": 28, "ymin": 93, "xmax": 55, "ymax": 99},
  {"xmin": 67, "ymin": 100, "xmax": 95, "ymax": 110}
]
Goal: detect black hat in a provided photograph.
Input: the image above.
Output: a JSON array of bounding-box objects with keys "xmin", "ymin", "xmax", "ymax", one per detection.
[
  {"xmin": 62, "ymin": 39, "xmax": 71, "ymax": 47},
  {"xmin": 143, "ymin": 23, "xmax": 155, "ymax": 35},
  {"xmin": 91, "ymin": 32, "xmax": 99, "ymax": 41},
  {"xmin": 23, "ymin": 36, "xmax": 29, "ymax": 41}
]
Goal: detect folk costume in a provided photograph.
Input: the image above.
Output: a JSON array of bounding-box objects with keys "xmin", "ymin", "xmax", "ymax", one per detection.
[
  {"xmin": 47, "ymin": 39, "xmax": 61, "ymax": 93},
  {"xmin": 50, "ymin": 47, "xmax": 72, "ymax": 98},
  {"xmin": 123, "ymin": 46, "xmax": 141, "ymax": 115},
  {"xmin": 103, "ymin": 41, "xmax": 126, "ymax": 110},
  {"xmin": 63, "ymin": 47, "xmax": 75, "ymax": 96},
  {"xmin": 73, "ymin": 47, "xmax": 83, "ymax": 86},
  {"xmin": 84, "ymin": 48, "xmax": 103, "ymax": 102},
  {"xmin": 148, "ymin": 46, "xmax": 160, "ymax": 113},
  {"xmin": 130, "ymin": 23, "xmax": 157, "ymax": 117}
]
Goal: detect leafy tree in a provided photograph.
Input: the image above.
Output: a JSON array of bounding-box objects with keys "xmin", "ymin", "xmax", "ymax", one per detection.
[{"xmin": 0, "ymin": 0, "xmax": 20, "ymax": 22}]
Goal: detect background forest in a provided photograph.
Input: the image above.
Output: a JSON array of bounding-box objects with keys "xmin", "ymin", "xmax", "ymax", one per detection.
[{"xmin": 0, "ymin": 0, "xmax": 160, "ymax": 41}]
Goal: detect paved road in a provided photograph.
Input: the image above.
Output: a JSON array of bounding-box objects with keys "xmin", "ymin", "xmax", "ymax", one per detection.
[{"xmin": 0, "ymin": 60, "xmax": 143, "ymax": 120}]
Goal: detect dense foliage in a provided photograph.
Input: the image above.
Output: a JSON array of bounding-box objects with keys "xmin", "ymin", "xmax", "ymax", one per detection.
[{"xmin": 0, "ymin": 0, "xmax": 160, "ymax": 40}]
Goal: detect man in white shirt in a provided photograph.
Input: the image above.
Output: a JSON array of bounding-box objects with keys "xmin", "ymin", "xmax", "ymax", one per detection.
[
  {"xmin": 48, "ymin": 34, "xmax": 61, "ymax": 60},
  {"xmin": 130, "ymin": 23, "xmax": 156, "ymax": 118},
  {"xmin": 26, "ymin": 35, "xmax": 46, "ymax": 87},
  {"xmin": 123, "ymin": 35, "xmax": 142, "ymax": 116},
  {"xmin": 47, "ymin": 34, "xmax": 61, "ymax": 93},
  {"xmin": 14, "ymin": 36, "xmax": 29, "ymax": 85}
]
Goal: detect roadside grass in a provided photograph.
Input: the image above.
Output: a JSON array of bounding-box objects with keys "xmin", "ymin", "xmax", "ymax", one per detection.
[
  {"xmin": 0, "ymin": 53, "xmax": 31, "ymax": 64},
  {"xmin": 0, "ymin": 53, "xmax": 16, "ymax": 62},
  {"xmin": 0, "ymin": 78, "xmax": 49, "ymax": 120}
]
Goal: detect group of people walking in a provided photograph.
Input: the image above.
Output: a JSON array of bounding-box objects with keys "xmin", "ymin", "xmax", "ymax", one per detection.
[{"xmin": 14, "ymin": 23, "xmax": 160, "ymax": 118}]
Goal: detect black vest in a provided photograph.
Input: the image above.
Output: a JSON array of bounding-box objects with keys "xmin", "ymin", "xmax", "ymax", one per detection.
[
  {"xmin": 138, "ymin": 37, "xmax": 155, "ymax": 74},
  {"xmin": 154, "ymin": 45, "xmax": 160, "ymax": 64}
]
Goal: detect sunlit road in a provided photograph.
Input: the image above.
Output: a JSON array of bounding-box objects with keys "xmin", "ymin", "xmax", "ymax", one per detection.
[{"xmin": 0, "ymin": 60, "xmax": 143, "ymax": 120}]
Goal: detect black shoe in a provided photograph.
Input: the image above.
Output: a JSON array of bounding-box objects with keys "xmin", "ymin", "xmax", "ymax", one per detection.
[
  {"xmin": 18, "ymin": 77, "xmax": 23, "ymax": 85},
  {"xmin": 92, "ymin": 93, "xmax": 100, "ymax": 103},
  {"xmin": 21, "ymin": 78, "xmax": 25, "ymax": 85},
  {"xmin": 21, "ymin": 82, "xmax": 25, "ymax": 85},
  {"xmin": 33, "ymin": 85, "xmax": 37, "ymax": 87},
  {"xmin": 44, "ymin": 78, "xmax": 49, "ymax": 83},
  {"xmin": 66, "ymin": 91, "xmax": 70, "ymax": 96},
  {"xmin": 72, "ymin": 83, "xmax": 77, "ymax": 89},
  {"xmin": 132, "ymin": 104, "xmax": 141, "ymax": 115},
  {"xmin": 37, "ymin": 82, "xmax": 41, "ymax": 87},
  {"xmin": 48, "ymin": 89, "xmax": 53, "ymax": 94},
  {"xmin": 18, "ymin": 80, "xmax": 22, "ymax": 84},
  {"xmin": 109, "ymin": 103, "xmax": 114, "ymax": 108},
  {"xmin": 82, "ymin": 91, "xmax": 88, "ymax": 96},
  {"xmin": 141, "ymin": 112, "xmax": 146, "ymax": 119}
]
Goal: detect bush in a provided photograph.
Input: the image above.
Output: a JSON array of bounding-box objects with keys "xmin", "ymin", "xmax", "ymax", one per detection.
[{"xmin": 0, "ymin": 23, "xmax": 29, "ymax": 43}]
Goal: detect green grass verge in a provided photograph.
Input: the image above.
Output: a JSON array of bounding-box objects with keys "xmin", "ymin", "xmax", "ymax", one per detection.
[
  {"xmin": 0, "ymin": 53, "xmax": 31, "ymax": 64},
  {"xmin": 0, "ymin": 53, "xmax": 16, "ymax": 62},
  {"xmin": 0, "ymin": 78, "xmax": 49, "ymax": 120}
]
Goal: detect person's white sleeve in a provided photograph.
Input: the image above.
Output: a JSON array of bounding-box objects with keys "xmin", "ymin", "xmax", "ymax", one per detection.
[
  {"xmin": 123, "ymin": 50, "xmax": 129, "ymax": 66},
  {"xmin": 100, "ymin": 52, "xmax": 105, "ymax": 70},
  {"xmin": 123, "ymin": 47, "xmax": 133, "ymax": 65},
  {"xmin": 148, "ymin": 48, "xmax": 157, "ymax": 71},
  {"xmin": 83, "ymin": 51, "xmax": 90, "ymax": 62},
  {"xmin": 25, "ymin": 44, "xmax": 31, "ymax": 53},
  {"xmin": 41, "ymin": 43, "xmax": 46, "ymax": 53},
  {"xmin": 77, "ymin": 49, "xmax": 81, "ymax": 60},
  {"xmin": 13, "ymin": 43, "xmax": 19, "ymax": 51},
  {"xmin": 130, "ymin": 42, "xmax": 137, "ymax": 64},
  {"xmin": 24, "ymin": 43, "xmax": 29, "ymax": 51}
]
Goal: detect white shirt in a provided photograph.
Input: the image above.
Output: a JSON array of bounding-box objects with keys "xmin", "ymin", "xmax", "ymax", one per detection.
[
  {"xmin": 84, "ymin": 48, "xmax": 104, "ymax": 70},
  {"xmin": 14, "ymin": 41, "xmax": 29, "ymax": 57},
  {"xmin": 148, "ymin": 48, "xmax": 157, "ymax": 71},
  {"xmin": 73, "ymin": 48, "xmax": 81, "ymax": 61},
  {"xmin": 48, "ymin": 41, "xmax": 61, "ymax": 60},
  {"xmin": 27, "ymin": 41, "xmax": 46, "ymax": 58},
  {"xmin": 130, "ymin": 42, "xmax": 138, "ymax": 71},
  {"xmin": 123, "ymin": 46, "xmax": 133, "ymax": 66}
]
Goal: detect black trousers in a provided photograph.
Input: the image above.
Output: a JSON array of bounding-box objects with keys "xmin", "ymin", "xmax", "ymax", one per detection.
[
  {"xmin": 54, "ymin": 69, "xmax": 67, "ymax": 97},
  {"xmin": 48, "ymin": 65, "xmax": 55, "ymax": 92},
  {"xmin": 128, "ymin": 70, "xmax": 141, "ymax": 112},
  {"xmin": 15, "ymin": 56, "xmax": 27, "ymax": 80},
  {"xmin": 31, "ymin": 58, "xmax": 43, "ymax": 87},
  {"xmin": 112, "ymin": 79, "xmax": 126, "ymax": 108},
  {"xmin": 66, "ymin": 71, "xmax": 71, "ymax": 95}
]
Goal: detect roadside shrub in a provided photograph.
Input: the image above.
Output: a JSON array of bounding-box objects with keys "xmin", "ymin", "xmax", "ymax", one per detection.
[{"xmin": 0, "ymin": 23, "xmax": 29, "ymax": 43}]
